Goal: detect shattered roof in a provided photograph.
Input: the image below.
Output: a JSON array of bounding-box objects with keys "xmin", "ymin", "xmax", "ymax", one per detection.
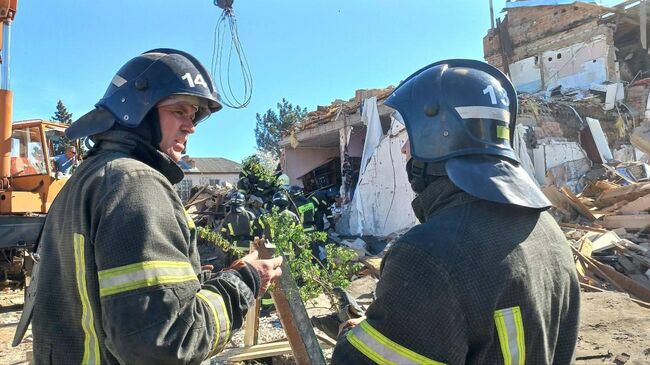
[
  {"xmin": 505, "ymin": 0, "xmax": 598, "ymax": 9},
  {"xmin": 293, "ymin": 87, "xmax": 394, "ymax": 133},
  {"xmin": 180, "ymin": 157, "xmax": 241, "ymax": 174}
]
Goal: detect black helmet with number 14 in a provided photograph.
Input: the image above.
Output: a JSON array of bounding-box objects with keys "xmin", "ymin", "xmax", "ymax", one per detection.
[{"xmin": 66, "ymin": 48, "xmax": 222, "ymax": 139}]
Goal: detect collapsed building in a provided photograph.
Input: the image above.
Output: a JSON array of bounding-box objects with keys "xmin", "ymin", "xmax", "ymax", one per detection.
[
  {"xmin": 280, "ymin": 0, "xmax": 650, "ymax": 238},
  {"xmin": 484, "ymin": 0, "xmax": 650, "ymax": 190}
]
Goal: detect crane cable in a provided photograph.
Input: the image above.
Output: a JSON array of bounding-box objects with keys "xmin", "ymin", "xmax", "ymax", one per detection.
[{"xmin": 212, "ymin": 0, "xmax": 253, "ymax": 109}]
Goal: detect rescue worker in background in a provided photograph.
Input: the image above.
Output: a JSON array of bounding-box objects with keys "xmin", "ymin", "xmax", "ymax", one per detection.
[
  {"xmin": 219, "ymin": 191, "xmax": 256, "ymax": 252},
  {"xmin": 270, "ymin": 190, "xmax": 301, "ymax": 227},
  {"xmin": 309, "ymin": 186, "xmax": 339, "ymax": 231},
  {"xmin": 20, "ymin": 49, "xmax": 283, "ymax": 364},
  {"xmin": 332, "ymin": 59, "xmax": 580, "ymax": 364},
  {"xmin": 288, "ymin": 185, "xmax": 317, "ymax": 232}
]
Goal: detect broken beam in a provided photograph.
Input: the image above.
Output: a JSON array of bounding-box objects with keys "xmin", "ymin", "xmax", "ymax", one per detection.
[{"xmin": 257, "ymin": 239, "xmax": 326, "ymax": 365}]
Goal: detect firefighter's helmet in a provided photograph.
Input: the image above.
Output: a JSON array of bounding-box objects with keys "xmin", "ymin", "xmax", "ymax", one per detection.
[
  {"xmin": 386, "ymin": 59, "xmax": 550, "ymax": 209},
  {"xmin": 66, "ymin": 48, "xmax": 222, "ymax": 139}
]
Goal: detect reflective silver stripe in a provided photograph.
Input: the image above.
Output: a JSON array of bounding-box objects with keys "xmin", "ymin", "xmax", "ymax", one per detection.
[
  {"xmin": 347, "ymin": 320, "xmax": 445, "ymax": 365},
  {"xmin": 73, "ymin": 233, "xmax": 101, "ymax": 364},
  {"xmin": 494, "ymin": 306, "xmax": 525, "ymax": 365},
  {"xmin": 111, "ymin": 74, "xmax": 127, "ymax": 87},
  {"xmin": 455, "ymin": 106, "xmax": 510, "ymax": 123},
  {"xmin": 98, "ymin": 261, "xmax": 197, "ymax": 297},
  {"xmin": 196, "ymin": 289, "xmax": 231, "ymax": 355}
]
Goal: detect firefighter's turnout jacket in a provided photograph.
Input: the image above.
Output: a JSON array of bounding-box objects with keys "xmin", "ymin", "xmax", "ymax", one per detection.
[
  {"xmin": 332, "ymin": 177, "xmax": 580, "ymax": 365},
  {"xmin": 219, "ymin": 205, "xmax": 256, "ymax": 250},
  {"xmin": 31, "ymin": 130, "xmax": 259, "ymax": 364}
]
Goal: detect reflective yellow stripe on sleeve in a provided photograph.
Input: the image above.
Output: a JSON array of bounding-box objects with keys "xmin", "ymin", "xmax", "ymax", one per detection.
[
  {"xmin": 98, "ymin": 261, "xmax": 198, "ymax": 297},
  {"xmin": 494, "ymin": 306, "xmax": 526, "ymax": 365},
  {"xmin": 196, "ymin": 289, "xmax": 231, "ymax": 356},
  {"xmin": 347, "ymin": 320, "xmax": 446, "ymax": 365},
  {"xmin": 73, "ymin": 233, "xmax": 101, "ymax": 364},
  {"xmin": 183, "ymin": 208, "xmax": 196, "ymax": 229},
  {"xmin": 227, "ymin": 223, "xmax": 235, "ymax": 236}
]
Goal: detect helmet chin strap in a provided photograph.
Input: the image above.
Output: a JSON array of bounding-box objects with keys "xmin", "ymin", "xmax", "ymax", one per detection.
[
  {"xmin": 407, "ymin": 158, "xmax": 447, "ymax": 194},
  {"xmin": 407, "ymin": 159, "xmax": 428, "ymax": 194}
]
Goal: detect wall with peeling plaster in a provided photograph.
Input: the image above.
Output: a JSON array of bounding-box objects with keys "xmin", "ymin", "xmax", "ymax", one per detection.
[{"xmin": 283, "ymin": 146, "xmax": 340, "ymax": 186}]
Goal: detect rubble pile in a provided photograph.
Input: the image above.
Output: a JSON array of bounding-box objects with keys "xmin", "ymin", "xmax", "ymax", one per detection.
[
  {"xmin": 185, "ymin": 184, "xmax": 231, "ymax": 229},
  {"xmin": 545, "ymin": 162, "xmax": 650, "ymax": 307}
]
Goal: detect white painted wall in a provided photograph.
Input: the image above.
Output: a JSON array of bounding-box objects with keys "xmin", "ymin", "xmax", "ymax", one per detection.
[
  {"xmin": 532, "ymin": 140, "xmax": 590, "ymax": 185},
  {"xmin": 339, "ymin": 121, "xmax": 418, "ymax": 237},
  {"xmin": 510, "ymin": 56, "xmax": 542, "ymax": 93},
  {"xmin": 542, "ymin": 35, "xmax": 609, "ymax": 92},
  {"xmin": 183, "ymin": 173, "xmax": 240, "ymax": 186}
]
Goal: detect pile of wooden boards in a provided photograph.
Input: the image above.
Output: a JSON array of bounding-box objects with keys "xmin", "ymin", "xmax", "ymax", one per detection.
[
  {"xmin": 543, "ymin": 171, "xmax": 650, "ymax": 307},
  {"xmin": 185, "ymin": 185, "xmax": 231, "ymax": 228},
  {"xmin": 564, "ymin": 225, "xmax": 650, "ymax": 308}
]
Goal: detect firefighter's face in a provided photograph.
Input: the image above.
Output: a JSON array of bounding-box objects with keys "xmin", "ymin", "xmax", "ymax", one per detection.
[{"xmin": 157, "ymin": 102, "xmax": 197, "ymax": 162}]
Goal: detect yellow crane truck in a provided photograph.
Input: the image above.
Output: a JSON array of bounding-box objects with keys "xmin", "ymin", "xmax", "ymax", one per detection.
[{"xmin": 1, "ymin": 1, "xmax": 74, "ymax": 287}]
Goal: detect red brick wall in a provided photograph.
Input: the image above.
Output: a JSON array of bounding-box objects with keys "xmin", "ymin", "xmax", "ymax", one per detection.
[
  {"xmin": 627, "ymin": 84, "xmax": 650, "ymax": 122},
  {"xmin": 483, "ymin": 4, "xmax": 607, "ymax": 72},
  {"xmin": 506, "ymin": 4, "xmax": 602, "ymax": 49}
]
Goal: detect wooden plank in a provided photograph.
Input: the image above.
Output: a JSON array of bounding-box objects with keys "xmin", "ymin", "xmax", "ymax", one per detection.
[
  {"xmin": 579, "ymin": 238, "xmax": 593, "ymax": 257},
  {"xmin": 630, "ymin": 274, "xmax": 650, "ymax": 290},
  {"xmin": 243, "ymin": 298, "xmax": 260, "ymax": 346},
  {"xmin": 579, "ymin": 282, "xmax": 650, "ymax": 309},
  {"xmin": 618, "ymin": 238, "xmax": 650, "ymax": 256},
  {"xmin": 213, "ymin": 339, "xmax": 334, "ymax": 362},
  {"xmin": 592, "ymin": 259, "xmax": 650, "ymax": 302},
  {"xmin": 595, "ymin": 181, "xmax": 650, "ymax": 208},
  {"xmin": 571, "ymin": 245, "xmax": 627, "ymax": 293},
  {"xmin": 244, "ymin": 242, "xmax": 261, "ymax": 347},
  {"xmin": 619, "ymin": 194, "xmax": 650, "ymax": 214},
  {"xmin": 616, "ymin": 251, "xmax": 641, "ymax": 274},
  {"xmin": 560, "ymin": 187, "xmax": 596, "ymax": 221},
  {"xmin": 315, "ymin": 332, "xmax": 337, "ymax": 348},
  {"xmin": 595, "ymin": 180, "xmax": 620, "ymax": 191},
  {"xmin": 559, "ymin": 223, "xmax": 608, "ymax": 233},
  {"xmin": 598, "ymin": 199, "xmax": 629, "ymax": 213},
  {"xmin": 584, "ymin": 230, "xmax": 622, "ymax": 253},
  {"xmin": 611, "ymin": 241, "xmax": 650, "ymax": 267},
  {"xmin": 602, "ymin": 214, "xmax": 650, "ymax": 230},
  {"xmin": 257, "ymin": 239, "xmax": 326, "ymax": 365}
]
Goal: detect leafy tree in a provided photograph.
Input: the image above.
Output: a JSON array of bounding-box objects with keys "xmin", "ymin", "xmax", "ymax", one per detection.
[
  {"xmin": 199, "ymin": 207, "xmax": 361, "ymax": 309},
  {"xmin": 51, "ymin": 100, "xmax": 90, "ymax": 156},
  {"xmin": 264, "ymin": 208, "xmax": 362, "ymax": 307},
  {"xmin": 255, "ymin": 98, "xmax": 307, "ymax": 158},
  {"xmin": 52, "ymin": 100, "xmax": 73, "ymax": 124},
  {"xmin": 241, "ymin": 154, "xmax": 279, "ymax": 187}
]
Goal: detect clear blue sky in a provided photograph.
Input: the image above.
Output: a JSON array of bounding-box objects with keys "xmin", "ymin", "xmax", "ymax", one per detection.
[{"xmin": 9, "ymin": 0, "xmax": 619, "ymax": 163}]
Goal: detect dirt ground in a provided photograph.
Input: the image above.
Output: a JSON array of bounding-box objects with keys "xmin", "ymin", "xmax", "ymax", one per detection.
[{"xmin": 2, "ymin": 281, "xmax": 649, "ymax": 365}]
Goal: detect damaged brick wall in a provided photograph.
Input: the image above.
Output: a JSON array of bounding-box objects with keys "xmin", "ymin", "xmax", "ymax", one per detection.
[
  {"xmin": 484, "ymin": 4, "xmax": 616, "ymax": 79},
  {"xmin": 627, "ymin": 84, "xmax": 650, "ymax": 123},
  {"xmin": 506, "ymin": 4, "xmax": 602, "ymax": 50},
  {"xmin": 518, "ymin": 97, "xmax": 633, "ymax": 151}
]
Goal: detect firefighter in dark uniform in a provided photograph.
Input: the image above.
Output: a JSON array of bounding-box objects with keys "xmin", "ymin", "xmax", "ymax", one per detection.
[
  {"xmin": 309, "ymin": 186, "xmax": 339, "ymax": 231},
  {"xmin": 17, "ymin": 49, "xmax": 283, "ymax": 364},
  {"xmin": 220, "ymin": 191, "xmax": 256, "ymax": 252},
  {"xmin": 332, "ymin": 60, "xmax": 580, "ymax": 364},
  {"xmin": 288, "ymin": 185, "xmax": 317, "ymax": 232}
]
